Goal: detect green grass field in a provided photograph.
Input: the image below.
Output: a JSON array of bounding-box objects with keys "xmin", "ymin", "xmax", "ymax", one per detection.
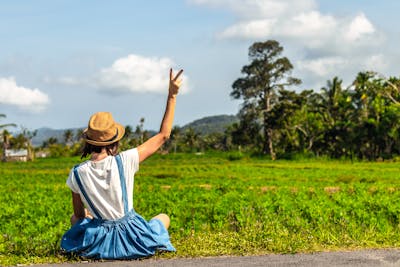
[{"xmin": 1, "ymin": 152, "xmax": 400, "ymax": 266}]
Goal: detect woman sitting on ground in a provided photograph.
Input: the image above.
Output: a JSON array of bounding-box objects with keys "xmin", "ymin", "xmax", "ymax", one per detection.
[{"xmin": 61, "ymin": 69, "xmax": 183, "ymax": 259}]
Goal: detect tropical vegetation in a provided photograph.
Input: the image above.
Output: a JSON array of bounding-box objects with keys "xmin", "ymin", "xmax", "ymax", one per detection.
[{"xmin": 2, "ymin": 153, "xmax": 400, "ymax": 266}]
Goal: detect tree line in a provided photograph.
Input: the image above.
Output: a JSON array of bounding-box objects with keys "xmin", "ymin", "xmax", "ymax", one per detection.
[
  {"xmin": 2, "ymin": 39, "xmax": 400, "ymax": 160},
  {"xmin": 229, "ymin": 40, "xmax": 400, "ymax": 160}
]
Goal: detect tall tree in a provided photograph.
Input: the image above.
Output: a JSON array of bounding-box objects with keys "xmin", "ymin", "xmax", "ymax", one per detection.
[
  {"xmin": 1, "ymin": 129, "xmax": 12, "ymax": 161},
  {"xmin": 42, "ymin": 137, "xmax": 58, "ymax": 148},
  {"xmin": 0, "ymin": 114, "xmax": 16, "ymax": 130},
  {"xmin": 124, "ymin": 125, "xmax": 133, "ymax": 139},
  {"xmin": 63, "ymin": 129, "xmax": 74, "ymax": 147},
  {"xmin": 183, "ymin": 127, "xmax": 200, "ymax": 152},
  {"xmin": 231, "ymin": 40, "xmax": 301, "ymax": 159},
  {"xmin": 135, "ymin": 118, "xmax": 145, "ymax": 144},
  {"xmin": 230, "ymin": 102, "xmax": 262, "ymax": 151},
  {"xmin": 318, "ymin": 77, "xmax": 355, "ymax": 158},
  {"xmin": 21, "ymin": 128, "xmax": 37, "ymax": 160},
  {"xmin": 170, "ymin": 126, "xmax": 181, "ymax": 153},
  {"xmin": 271, "ymin": 89, "xmax": 316, "ymax": 155},
  {"xmin": 352, "ymin": 72, "xmax": 400, "ymax": 159},
  {"xmin": 0, "ymin": 114, "xmax": 16, "ymax": 161}
]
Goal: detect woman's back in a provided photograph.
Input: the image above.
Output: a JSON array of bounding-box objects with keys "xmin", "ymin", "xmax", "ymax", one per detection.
[{"xmin": 67, "ymin": 148, "xmax": 139, "ymax": 220}]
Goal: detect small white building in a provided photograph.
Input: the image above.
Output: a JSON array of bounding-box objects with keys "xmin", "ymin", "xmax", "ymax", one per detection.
[{"xmin": 4, "ymin": 149, "xmax": 28, "ymax": 162}]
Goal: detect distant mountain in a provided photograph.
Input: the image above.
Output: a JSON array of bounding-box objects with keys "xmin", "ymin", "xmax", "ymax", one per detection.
[
  {"xmin": 31, "ymin": 127, "xmax": 82, "ymax": 147},
  {"xmin": 31, "ymin": 114, "xmax": 239, "ymax": 147},
  {"xmin": 181, "ymin": 114, "xmax": 238, "ymax": 135}
]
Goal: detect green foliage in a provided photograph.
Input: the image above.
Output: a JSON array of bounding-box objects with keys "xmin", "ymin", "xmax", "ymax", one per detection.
[
  {"xmin": 2, "ymin": 154, "xmax": 400, "ymax": 265},
  {"xmin": 226, "ymin": 151, "xmax": 245, "ymax": 161},
  {"xmin": 231, "ymin": 41, "xmax": 400, "ymax": 160},
  {"xmin": 0, "ymin": 114, "xmax": 16, "ymax": 130},
  {"xmin": 231, "ymin": 40, "xmax": 301, "ymax": 159}
]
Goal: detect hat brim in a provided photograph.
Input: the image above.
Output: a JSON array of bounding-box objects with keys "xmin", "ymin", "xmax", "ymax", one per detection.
[{"xmin": 83, "ymin": 123, "xmax": 125, "ymax": 146}]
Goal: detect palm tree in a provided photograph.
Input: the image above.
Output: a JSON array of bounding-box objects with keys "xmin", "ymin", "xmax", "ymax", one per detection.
[
  {"xmin": 0, "ymin": 114, "xmax": 16, "ymax": 130},
  {"xmin": 124, "ymin": 125, "xmax": 133, "ymax": 139},
  {"xmin": 319, "ymin": 77, "xmax": 355, "ymax": 158},
  {"xmin": 42, "ymin": 137, "xmax": 58, "ymax": 148},
  {"xmin": 183, "ymin": 128, "xmax": 200, "ymax": 152},
  {"xmin": 319, "ymin": 77, "xmax": 345, "ymax": 126},
  {"xmin": 138, "ymin": 118, "xmax": 145, "ymax": 144},
  {"xmin": 75, "ymin": 128, "xmax": 84, "ymax": 142},
  {"xmin": 63, "ymin": 129, "xmax": 74, "ymax": 146},
  {"xmin": 0, "ymin": 114, "xmax": 16, "ymax": 161},
  {"xmin": 170, "ymin": 126, "xmax": 181, "ymax": 153},
  {"xmin": 1, "ymin": 129, "xmax": 12, "ymax": 161}
]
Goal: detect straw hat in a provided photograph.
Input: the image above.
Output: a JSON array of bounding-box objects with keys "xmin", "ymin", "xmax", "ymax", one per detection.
[{"xmin": 83, "ymin": 112, "xmax": 125, "ymax": 146}]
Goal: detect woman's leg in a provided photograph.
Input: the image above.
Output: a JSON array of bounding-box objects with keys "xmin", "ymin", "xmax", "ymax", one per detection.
[
  {"xmin": 70, "ymin": 209, "xmax": 93, "ymax": 225},
  {"xmin": 152, "ymin": 213, "xmax": 170, "ymax": 229},
  {"xmin": 70, "ymin": 214, "xmax": 79, "ymax": 225},
  {"xmin": 85, "ymin": 209, "xmax": 93, "ymax": 219}
]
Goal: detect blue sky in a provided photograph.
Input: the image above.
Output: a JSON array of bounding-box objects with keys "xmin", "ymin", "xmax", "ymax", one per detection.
[{"xmin": 1, "ymin": 0, "xmax": 399, "ymax": 131}]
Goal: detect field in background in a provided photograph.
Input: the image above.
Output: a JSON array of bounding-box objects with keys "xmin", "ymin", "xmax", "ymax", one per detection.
[{"xmin": 1, "ymin": 152, "xmax": 400, "ymax": 265}]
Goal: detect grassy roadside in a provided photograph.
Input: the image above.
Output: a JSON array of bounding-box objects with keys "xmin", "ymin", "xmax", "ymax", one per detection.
[{"xmin": 1, "ymin": 153, "xmax": 400, "ymax": 265}]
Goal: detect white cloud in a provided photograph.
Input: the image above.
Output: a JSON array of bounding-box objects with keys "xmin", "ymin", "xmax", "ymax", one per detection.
[
  {"xmin": 189, "ymin": 0, "xmax": 316, "ymax": 19},
  {"xmin": 192, "ymin": 0, "xmax": 387, "ymax": 89},
  {"xmin": 0, "ymin": 77, "xmax": 49, "ymax": 112},
  {"xmin": 219, "ymin": 19, "xmax": 276, "ymax": 39},
  {"xmin": 191, "ymin": 0, "xmax": 380, "ymax": 49},
  {"xmin": 343, "ymin": 13, "xmax": 375, "ymax": 42},
  {"xmin": 97, "ymin": 54, "xmax": 170, "ymax": 92},
  {"xmin": 49, "ymin": 54, "xmax": 190, "ymax": 94},
  {"xmin": 363, "ymin": 54, "xmax": 387, "ymax": 72},
  {"xmin": 297, "ymin": 57, "xmax": 348, "ymax": 77},
  {"xmin": 191, "ymin": 1, "xmax": 382, "ymax": 70},
  {"xmin": 216, "ymin": 10, "xmax": 377, "ymax": 51},
  {"xmin": 281, "ymin": 11, "xmax": 337, "ymax": 39}
]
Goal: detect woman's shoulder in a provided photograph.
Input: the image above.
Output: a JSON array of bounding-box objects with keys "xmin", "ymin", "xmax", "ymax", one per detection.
[
  {"xmin": 119, "ymin": 147, "xmax": 138, "ymax": 158},
  {"xmin": 70, "ymin": 160, "xmax": 96, "ymax": 176},
  {"xmin": 119, "ymin": 148, "xmax": 139, "ymax": 171}
]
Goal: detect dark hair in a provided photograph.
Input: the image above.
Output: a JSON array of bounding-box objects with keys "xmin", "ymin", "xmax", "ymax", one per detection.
[{"xmin": 81, "ymin": 142, "xmax": 119, "ymax": 159}]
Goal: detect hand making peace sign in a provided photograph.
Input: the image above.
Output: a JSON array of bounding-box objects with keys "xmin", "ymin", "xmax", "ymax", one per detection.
[{"xmin": 169, "ymin": 68, "xmax": 184, "ymax": 97}]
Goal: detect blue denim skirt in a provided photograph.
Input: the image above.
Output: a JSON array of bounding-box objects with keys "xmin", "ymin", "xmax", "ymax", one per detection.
[{"xmin": 61, "ymin": 210, "xmax": 176, "ymax": 259}]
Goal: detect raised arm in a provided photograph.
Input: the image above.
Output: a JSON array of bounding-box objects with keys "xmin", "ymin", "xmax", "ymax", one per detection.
[{"xmin": 137, "ymin": 68, "xmax": 183, "ymax": 162}]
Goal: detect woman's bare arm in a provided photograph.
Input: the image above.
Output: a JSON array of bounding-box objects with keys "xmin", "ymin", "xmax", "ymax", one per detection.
[
  {"xmin": 137, "ymin": 68, "xmax": 183, "ymax": 162},
  {"xmin": 72, "ymin": 192, "xmax": 86, "ymax": 219}
]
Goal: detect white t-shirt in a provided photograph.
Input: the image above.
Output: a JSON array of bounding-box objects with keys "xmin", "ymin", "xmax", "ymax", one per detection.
[{"xmin": 66, "ymin": 148, "xmax": 139, "ymax": 220}]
